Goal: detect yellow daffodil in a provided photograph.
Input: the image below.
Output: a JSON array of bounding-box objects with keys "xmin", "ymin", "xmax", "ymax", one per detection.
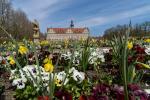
[
  {"xmin": 44, "ymin": 63, "xmax": 54, "ymax": 73},
  {"xmin": 18, "ymin": 45, "xmax": 28, "ymax": 55},
  {"xmin": 144, "ymin": 39, "xmax": 150, "ymax": 43},
  {"xmin": 43, "ymin": 58, "xmax": 52, "ymax": 64},
  {"xmin": 127, "ymin": 41, "xmax": 133, "ymax": 50}
]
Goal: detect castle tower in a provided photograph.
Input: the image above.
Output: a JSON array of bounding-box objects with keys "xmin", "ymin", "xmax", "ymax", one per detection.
[{"xmin": 70, "ymin": 20, "xmax": 74, "ymax": 28}]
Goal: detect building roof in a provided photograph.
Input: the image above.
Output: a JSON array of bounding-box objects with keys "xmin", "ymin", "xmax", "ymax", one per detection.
[{"xmin": 47, "ymin": 28, "xmax": 89, "ymax": 34}]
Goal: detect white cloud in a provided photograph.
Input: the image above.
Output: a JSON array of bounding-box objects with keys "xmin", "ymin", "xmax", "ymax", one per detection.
[
  {"xmin": 13, "ymin": 0, "xmax": 71, "ymax": 21},
  {"xmin": 77, "ymin": 5, "xmax": 150, "ymax": 27}
]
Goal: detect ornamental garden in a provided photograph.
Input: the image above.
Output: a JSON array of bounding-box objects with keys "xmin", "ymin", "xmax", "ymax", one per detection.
[{"xmin": 0, "ymin": 29, "xmax": 150, "ymax": 100}]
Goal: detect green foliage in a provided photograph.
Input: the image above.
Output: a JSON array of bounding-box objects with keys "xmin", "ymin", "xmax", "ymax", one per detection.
[
  {"xmin": 64, "ymin": 78, "xmax": 92, "ymax": 99},
  {"xmin": 0, "ymin": 83, "xmax": 5, "ymax": 95},
  {"xmin": 14, "ymin": 85, "xmax": 38, "ymax": 100},
  {"xmin": 111, "ymin": 30, "xmax": 129, "ymax": 100},
  {"xmin": 80, "ymin": 39, "xmax": 91, "ymax": 72}
]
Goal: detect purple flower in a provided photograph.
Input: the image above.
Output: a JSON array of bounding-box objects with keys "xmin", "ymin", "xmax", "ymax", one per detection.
[
  {"xmin": 55, "ymin": 89, "xmax": 72, "ymax": 100},
  {"xmin": 134, "ymin": 90, "xmax": 148, "ymax": 100},
  {"xmin": 92, "ymin": 84, "xmax": 110, "ymax": 99},
  {"xmin": 128, "ymin": 84, "xmax": 140, "ymax": 91}
]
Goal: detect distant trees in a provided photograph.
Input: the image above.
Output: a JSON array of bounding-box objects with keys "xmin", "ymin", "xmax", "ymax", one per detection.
[
  {"xmin": 0, "ymin": 0, "xmax": 34, "ymax": 42},
  {"xmin": 103, "ymin": 21, "xmax": 150, "ymax": 39}
]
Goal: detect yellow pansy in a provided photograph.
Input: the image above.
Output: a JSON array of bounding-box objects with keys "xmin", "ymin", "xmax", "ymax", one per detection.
[
  {"xmin": 55, "ymin": 78, "xmax": 62, "ymax": 87},
  {"xmin": 10, "ymin": 60, "xmax": 15, "ymax": 65},
  {"xmin": 144, "ymin": 39, "xmax": 150, "ymax": 43},
  {"xmin": 43, "ymin": 58, "xmax": 52, "ymax": 64},
  {"xmin": 44, "ymin": 63, "xmax": 54, "ymax": 73},
  {"xmin": 127, "ymin": 41, "xmax": 133, "ymax": 50},
  {"xmin": 9, "ymin": 57, "xmax": 15, "ymax": 65},
  {"xmin": 18, "ymin": 45, "xmax": 28, "ymax": 55}
]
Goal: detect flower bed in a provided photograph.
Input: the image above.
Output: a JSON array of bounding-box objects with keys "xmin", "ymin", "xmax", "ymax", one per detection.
[{"xmin": 0, "ymin": 35, "xmax": 150, "ymax": 100}]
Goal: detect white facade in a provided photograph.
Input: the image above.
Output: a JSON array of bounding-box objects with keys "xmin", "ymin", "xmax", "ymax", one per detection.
[{"xmin": 46, "ymin": 28, "xmax": 89, "ymax": 41}]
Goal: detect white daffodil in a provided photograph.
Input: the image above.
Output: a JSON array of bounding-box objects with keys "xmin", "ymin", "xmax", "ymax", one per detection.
[
  {"xmin": 145, "ymin": 47, "xmax": 150, "ymax": 55},
  {"xmin": 72, "ymin": 70, "xmax": 85, "ymax": 83}
]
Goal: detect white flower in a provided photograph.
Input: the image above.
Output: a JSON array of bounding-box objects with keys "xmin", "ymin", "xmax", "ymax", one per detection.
[
  {"xmin": 72, "ymin": 70, "xmax": 85, "ymax": 83},
  {"xmin": 56, "ymin": 71, "xmax": 66, "ymax": 80},
  {"xmin": 69, "ymin": 67, "xmax": 76, "ymax": 73},
  {"xmin": 21, "ymin": 74, "xmax": 27, "ymax": 83},
  {"xmin": 144, "ymin": 89, "xmax": 150, "ymax": 94},
  {"xmin": 12, "ymin": 79, "xmax": 18, "ymax": 86},
  {"xmin": 9, "ymin": 69, "xmax": 17, "ymax": 80},
  {"xmin": 73, "ymin": 59, "xmax": 80, "ymax": 66},
  {"xmin": 74, "ymin": 51, "xmax": 80, "ymax": 57},
  {"xmin": 102, "ymin": 48, "xmax": 110, "ymax": 53},
  {"xmin": 17, "ymin": 81, "xmax": 25, "ymax": 89},
  {"xmin": 91, "ymin": 51, "xmax": 97, "ymax": 56},
  {"xmin": 98, "ymin": 55, "xmax": 105, "ymax": 62},
  {"xmin": 56, "ymin": 71, "xmax": 68, "ymax": 85},
  {"xmin": 145, "ymin": 47, "xmax": 150, "ymax": 55},
  {"xmin": 12, "ymin": 78, "xmax": 25, "ymax": 89}
]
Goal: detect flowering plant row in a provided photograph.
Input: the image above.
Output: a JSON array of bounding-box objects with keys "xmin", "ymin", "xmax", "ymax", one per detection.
[{"xmin": 0, "ymin": 31, "xmax": 150, "ymax": 99}]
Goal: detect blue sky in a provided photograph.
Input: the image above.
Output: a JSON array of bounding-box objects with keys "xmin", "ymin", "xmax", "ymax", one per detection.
[{"xmin": 12, "ymin": 0, "xmax": 150, "ymax": 36}]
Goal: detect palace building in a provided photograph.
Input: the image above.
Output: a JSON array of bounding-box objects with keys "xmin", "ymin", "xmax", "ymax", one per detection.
[{"xmin": 46, "ymin": 21, "xmax": 89, "ymax": 41}]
